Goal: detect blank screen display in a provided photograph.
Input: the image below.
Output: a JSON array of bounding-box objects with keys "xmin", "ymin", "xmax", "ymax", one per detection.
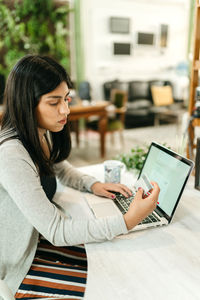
[
  {"xmin": 110, "ymin": 17, "xmax": 130, "ymax": 34},
  {"xmin": 137, "ymin": 32, "xmax": 154, "ymax": 45},
  {"xmin": 113, "ymin": 43, "xmax": 131, "ymax": 55}
]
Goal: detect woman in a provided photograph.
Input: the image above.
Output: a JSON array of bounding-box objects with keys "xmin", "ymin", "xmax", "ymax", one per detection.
[{"xmin": 0, "ymin": 55, "xmax": 159, "ymax": 299}]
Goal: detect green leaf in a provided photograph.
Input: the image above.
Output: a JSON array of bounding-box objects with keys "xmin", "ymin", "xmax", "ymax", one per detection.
[
  {"xmin": 115, "ymin": 143, "xmax": 170, "ymax": 171},
  {"xmin": 0, "ymin": 0, "xmax": 70, "ymax": 77}
]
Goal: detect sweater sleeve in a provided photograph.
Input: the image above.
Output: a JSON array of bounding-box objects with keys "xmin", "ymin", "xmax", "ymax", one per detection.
[
  {"xmin": 0, "ymin": 142, "xmax": 128, "ymax": 246},
  {"xmin": 53, "ymin": 160, "xmax": 98, "ymax": 192}
]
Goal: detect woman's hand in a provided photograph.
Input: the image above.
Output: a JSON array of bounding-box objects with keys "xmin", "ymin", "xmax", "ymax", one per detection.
[
  {"xmin": 124, "ymin": 181, "xmax": 160, "ymax": 230},
  {"xmin": 91, "ymin": 182, "xmax": 132, "ymax": 199}
]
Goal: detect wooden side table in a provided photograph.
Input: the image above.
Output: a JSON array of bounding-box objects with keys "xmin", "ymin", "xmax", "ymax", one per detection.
[{"xmin": 69, "ymin": 101, "xmax": 108, "ymax": 157}]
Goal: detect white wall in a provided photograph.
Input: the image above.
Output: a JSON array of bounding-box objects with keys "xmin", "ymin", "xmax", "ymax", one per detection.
[{"xmin": 80, "ymin": 0, "xmax": 190, "ymax": 99}]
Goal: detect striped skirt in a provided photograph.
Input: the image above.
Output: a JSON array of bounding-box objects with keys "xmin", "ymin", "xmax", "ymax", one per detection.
[{"xmin": 15, "ymin": 238, "xmax": 88, "ymax": 300}]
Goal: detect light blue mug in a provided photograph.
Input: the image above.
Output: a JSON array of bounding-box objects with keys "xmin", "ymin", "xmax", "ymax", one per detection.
[{"xmin": 104, "ymin": 160, "xmax": 125, "ymax": 183}]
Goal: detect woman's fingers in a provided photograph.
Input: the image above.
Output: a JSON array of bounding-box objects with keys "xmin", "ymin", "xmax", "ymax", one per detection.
[
  {"xmin": 117, "ymin": 184, "xmax": 133, "ymax": 196},
  {"xmin": 104, "ymin": 183, "xmax": 133, "ymax": 197},
  {"xmin": 101, "ymin": 189, "xmax": 116, "ymax": 199},
  {"xmin": 91, "ymin": 182, "xmax": 136, "ymax": 199},
  {"xmin": 149, "ymin": 182, "xmax": 160, "ymax": 200},
  {"xmin": 132, "ymin": 187, "xmax": 143, "ymax": 200}
]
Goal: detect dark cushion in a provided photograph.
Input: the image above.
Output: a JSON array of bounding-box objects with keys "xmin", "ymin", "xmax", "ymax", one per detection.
[
  {"xmin": 127, "ymin": 99, "xmax": 152, "ymax": 110},
  {"xmin": 78, "ymin": 81, "xmax": 91, "ymax": 100},
  {"xmin": 103, "ymin": 80, "xmax": 129, "ymax": 100},
  {"xmin": 128, "ymin": 81, "xmax": 150, "ymax": 101}
]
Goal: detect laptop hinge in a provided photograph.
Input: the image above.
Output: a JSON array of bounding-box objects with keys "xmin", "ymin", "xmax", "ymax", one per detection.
[
  {"xmin": 154, "ymin": 207, "xmax": 164, "ymax": 217},
  {"xmin": 153, "ymin": 210, "xmax": 168, "ymax": 225}
]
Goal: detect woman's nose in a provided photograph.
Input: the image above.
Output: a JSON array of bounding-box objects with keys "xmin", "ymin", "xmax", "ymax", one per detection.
[{"xmin": 60, "ymin": 100, "xmax": 70, "ymax": 115}]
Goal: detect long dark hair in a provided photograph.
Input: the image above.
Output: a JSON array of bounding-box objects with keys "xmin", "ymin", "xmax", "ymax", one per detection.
[{"xmin": 1, "ymin": 55, "xmax": 72, "ymax": 175}]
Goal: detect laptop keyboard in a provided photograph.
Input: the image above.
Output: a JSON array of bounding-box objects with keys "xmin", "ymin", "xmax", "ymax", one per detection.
[
  {"xmin": 113, "ymin": 192, "xmax": 160, "ymax": 225},
  {"xmin": 114, "ymin": 192, "xmax": 135, "ymax": 213}
]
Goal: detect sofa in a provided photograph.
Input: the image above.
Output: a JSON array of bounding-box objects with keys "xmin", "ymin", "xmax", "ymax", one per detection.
[{"xmin": 103, "ymin": 79, "xmax": 176, "ymax": 128}]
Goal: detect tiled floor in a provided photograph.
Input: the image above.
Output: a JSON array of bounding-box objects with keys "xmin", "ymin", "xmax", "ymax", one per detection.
[{"xmin": 68, "ymin": 123, "xmax": 189, "ymax": 167}]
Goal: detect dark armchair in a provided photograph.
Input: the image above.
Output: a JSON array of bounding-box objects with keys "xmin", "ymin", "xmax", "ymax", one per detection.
[
  {"xmin": 78, "ymin": 81, "xmax": 91, "ymax": 100},
  {"xmin": 103, "ymin": 80, "xmax": 129, "ymax": 100},
  {"xmin": 125, "ymin": 81, "xmax": 154, "ymax": 127},
  {"xmin": 102, "ymin": 79, "xmax": 178, "ymax": 128}
]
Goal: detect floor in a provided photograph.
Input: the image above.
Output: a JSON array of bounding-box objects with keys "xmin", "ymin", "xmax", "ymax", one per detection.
[{"xmin": 68, "ymin": 123, "xmax": 189, "ymax": 167}]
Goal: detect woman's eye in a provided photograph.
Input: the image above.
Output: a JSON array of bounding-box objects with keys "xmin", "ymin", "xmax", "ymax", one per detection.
[{"xmin": 49, "ymin": 102, "xmax": 58, "ymax": 106}]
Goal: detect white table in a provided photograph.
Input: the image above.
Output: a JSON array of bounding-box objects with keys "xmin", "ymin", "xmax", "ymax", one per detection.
[{"xmin": 55, "ymin": 164, "xmax": 200, "ymax": 300}]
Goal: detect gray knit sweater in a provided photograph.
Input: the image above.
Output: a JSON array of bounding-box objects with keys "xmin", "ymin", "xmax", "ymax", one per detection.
[{"xmin": 0, "ymin": 131, "xmax": 128, "ymax": 294}]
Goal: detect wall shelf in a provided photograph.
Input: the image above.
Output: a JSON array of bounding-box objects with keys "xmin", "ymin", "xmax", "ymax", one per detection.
[{"xmin": 187, "ymin": 0, "xmax": 200, "ymax": 159}]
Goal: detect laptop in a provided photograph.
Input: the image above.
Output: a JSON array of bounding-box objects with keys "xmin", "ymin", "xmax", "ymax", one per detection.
[{"xmin": 84, "ymin": 142, "xmax": 194, "ymax": 232}]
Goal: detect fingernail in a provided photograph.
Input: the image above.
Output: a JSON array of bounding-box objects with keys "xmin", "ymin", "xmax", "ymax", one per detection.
[
  {"xmin": 157, "ymin": 202, "xmax": 159, "ymax": 204},
  {"xmin": 111, "ymin": 195, "xmax": 115, "ymax": 199},
  {"xmin": 138, "ymin": 187, "xmax": 142, "ymax": 190}
]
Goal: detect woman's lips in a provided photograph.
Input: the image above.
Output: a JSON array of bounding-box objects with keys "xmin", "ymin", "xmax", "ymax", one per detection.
[{"xmin": 58, "ymin": 118, "xmax": 67, "ymax": 125}]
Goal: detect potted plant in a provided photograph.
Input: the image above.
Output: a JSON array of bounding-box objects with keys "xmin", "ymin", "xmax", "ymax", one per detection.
[
  {"xmin": 115, "ymin": 143, "xmax": 171, "ymax": 173},
  {"xmin": 0, "ymin": 0, "xmax": 71, "ymax": 79},
  {"xmin": 115, "ymin": 145, "xmax": 149, "ymax": 173}
]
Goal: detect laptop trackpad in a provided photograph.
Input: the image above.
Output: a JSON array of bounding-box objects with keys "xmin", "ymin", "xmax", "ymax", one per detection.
[{"xmin": 90, "ymin": 201, "xmax": 121, "ymax": 218}]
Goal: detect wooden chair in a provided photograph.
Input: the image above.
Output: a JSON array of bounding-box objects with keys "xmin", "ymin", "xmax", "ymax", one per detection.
[
  {"xmin": 84, "ymin": 89, "xmax": 128, "ymax": 149},
  {"xmin": 106, "ymin": 89, "xmax": 128, "ymax": 145},
  {"xmin": 150, "ymin": 85, "xmax": 183, "ymax": 126}
]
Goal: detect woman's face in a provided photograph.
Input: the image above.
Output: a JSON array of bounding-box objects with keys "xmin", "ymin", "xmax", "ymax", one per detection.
[{"xmin": 35, "ymin": 81, "xmax": 70, "ymax": 135}]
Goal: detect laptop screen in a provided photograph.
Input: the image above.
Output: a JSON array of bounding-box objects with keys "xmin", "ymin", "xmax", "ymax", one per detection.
[{"xmin": 139, "ymin": 142, "xmax": 194, "ymax": 222}]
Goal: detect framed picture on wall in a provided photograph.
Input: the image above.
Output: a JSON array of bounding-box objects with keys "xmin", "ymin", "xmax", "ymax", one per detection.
[
  {"xmin": 113, "ymin": 42, "xmax": 131, "ymax": 55},
  {"xmin": 160, "ymin": 24, "xmax": 168, "ymax": 48},
  {"xmin": 110, "ymin": 17, "xmax": 130, "ymax": 34},
  {"xmin": 137, "ymin": 32, "xmax": 155, "ymax": 46}
]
